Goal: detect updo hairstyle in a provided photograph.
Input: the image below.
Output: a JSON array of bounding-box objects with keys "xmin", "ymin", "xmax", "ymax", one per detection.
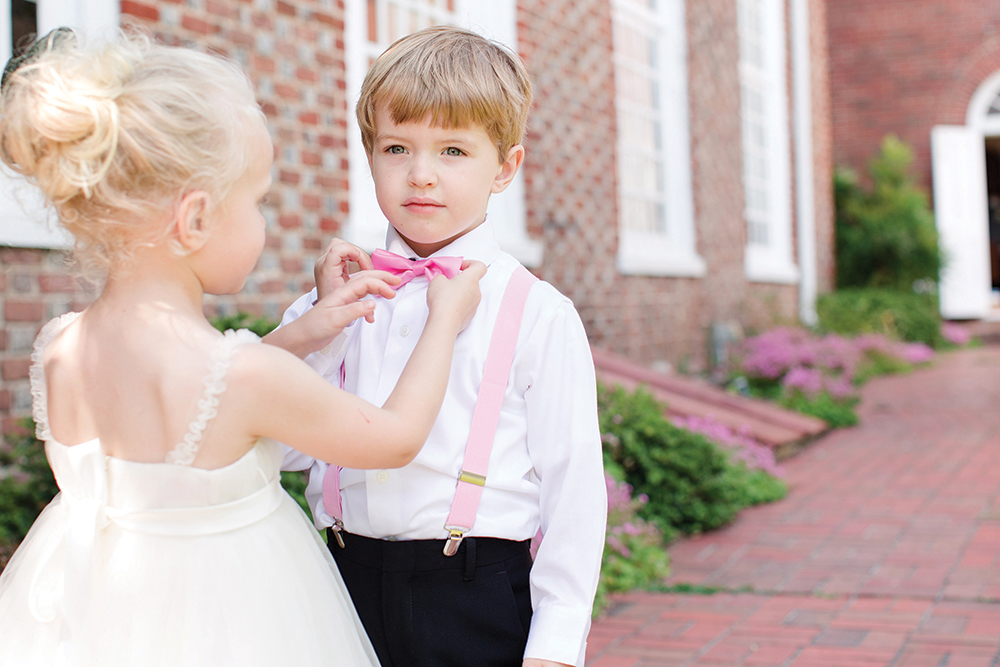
[{"xmin": 0, "ymin": 31, "xmax": 265, "ymax": 272}]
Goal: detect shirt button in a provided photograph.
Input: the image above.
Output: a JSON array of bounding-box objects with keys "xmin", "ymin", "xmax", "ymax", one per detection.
[
  {"xmin": 376, "ymin": 470, "xmax": 389, "ymax": 483},
  {"xmin": 321, "ymin": 344, "xmax": 332, "ymax": 355},
  {"xmin": 399, "ymin": 325, "xmax": 410, "ymax": 337}
]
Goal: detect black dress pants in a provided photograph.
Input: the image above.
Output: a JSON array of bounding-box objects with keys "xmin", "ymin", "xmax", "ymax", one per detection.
[{"xmin": 329, "ymin": 530, "xmax": 533, "ymax": 667}]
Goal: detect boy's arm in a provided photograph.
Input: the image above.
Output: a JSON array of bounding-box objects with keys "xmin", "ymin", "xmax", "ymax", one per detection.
[{"xmin": 521, "ymin": 298, "xmax": 608, "ymax": 667}]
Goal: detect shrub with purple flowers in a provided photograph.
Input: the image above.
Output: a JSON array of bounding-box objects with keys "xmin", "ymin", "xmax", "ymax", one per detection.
[
  {"xmin": 595, "ymin": 473, "xmax": 671, "ymax": 613},
  {"xmin": 731, "ymin": 326, "xmax": 934, "ymax": 427},
  {"xmin": 672, "ymin": 415, "xmax": 783, "ymax": 478}
]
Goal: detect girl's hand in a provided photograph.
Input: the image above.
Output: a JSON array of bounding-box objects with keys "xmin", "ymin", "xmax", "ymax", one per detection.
[
  {"xmin": 426, "ymin": 260, "xmax": 487, "ymax": 333},
  {"xmin": 522, "ymin": 661, "xmax": 572, "ymax": 667},
  {"xmin": 315, "ymin": 238, "xmax": 373, "ymax": 301},
  {"xmin": 262, "ymin": 270, "xmax": 400, "ymax": 358}
]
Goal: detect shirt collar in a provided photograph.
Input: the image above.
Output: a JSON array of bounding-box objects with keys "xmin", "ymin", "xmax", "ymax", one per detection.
[{"xmin": 383, "ymin": 216, "xmax": 502, "ymax": 266}]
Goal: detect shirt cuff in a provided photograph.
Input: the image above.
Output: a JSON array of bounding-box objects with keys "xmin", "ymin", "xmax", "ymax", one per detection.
[{"xmin": 525, "ymin": 604, "xmax": 592, "ymax": 666}]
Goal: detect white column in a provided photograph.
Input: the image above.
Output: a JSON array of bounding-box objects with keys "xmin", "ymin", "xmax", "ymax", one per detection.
[{"xmin": 791, "ymin": 0, "xmax": 817, "ymax": 324}]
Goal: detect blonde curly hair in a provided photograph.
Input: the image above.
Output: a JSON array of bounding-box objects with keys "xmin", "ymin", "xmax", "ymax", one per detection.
[{"xmin": 0, "ymin": 30, "xmax": 265, "ymax": 273}]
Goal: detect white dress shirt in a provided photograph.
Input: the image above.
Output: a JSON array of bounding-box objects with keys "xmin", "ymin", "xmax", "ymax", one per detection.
[{"xmin": 280, "ymin": 219, "xmax": 607, "ymax": 666}]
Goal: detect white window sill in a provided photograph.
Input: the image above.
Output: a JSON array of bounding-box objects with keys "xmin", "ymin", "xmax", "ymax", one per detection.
[
  {"xmin": 744, "ymin": 247, "xmax": 800, "ymax": 284},
  {"xmin": 617, "ymin": 234, "xmax": 706, "ymax": 277}
]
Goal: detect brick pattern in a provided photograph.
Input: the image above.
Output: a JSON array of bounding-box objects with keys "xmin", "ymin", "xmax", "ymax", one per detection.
[
  {"xmin": 1, "ymin": 0, "xmax": 836, "ymax": 428},
  {"xmin": 828, "ymin": 0, "xmax": 1000, "ymax": 192},
  {"xmin": 588, "ymin": 346, "xmax": 1000, "ymax": 666},
  {"xmin": 0, "ymin": 248, "xmax": 98, "ymax": 434},
  {"xmin": 122, "ymin": 0, "xmax": 349, "ymax": 321}
]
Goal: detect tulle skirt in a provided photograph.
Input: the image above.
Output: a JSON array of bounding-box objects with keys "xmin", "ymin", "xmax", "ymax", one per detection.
[{"xmin": 0, "ymin": 493, "xmax": 379, "ymax": 667}]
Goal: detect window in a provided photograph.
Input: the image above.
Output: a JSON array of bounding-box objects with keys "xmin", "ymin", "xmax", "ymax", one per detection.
[
  {"xmin": 737, "ymin": 0, "xmax": 797, "ymax": 284},
  {"xmin": 343, "ymin": 0, "xmax": 541, "ymax": 265},
  {"xmin": 612, "ymin": 0, "xmax": 702, "ymax": 277},
  {"xmin": 0, "ymin": 0, "xmax": 119, "ymax": 248}
]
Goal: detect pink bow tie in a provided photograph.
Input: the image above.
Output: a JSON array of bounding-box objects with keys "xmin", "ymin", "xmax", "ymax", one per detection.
[{"xmin": 371, "ymin": 249, "xmax": 463, "ymax": 288}]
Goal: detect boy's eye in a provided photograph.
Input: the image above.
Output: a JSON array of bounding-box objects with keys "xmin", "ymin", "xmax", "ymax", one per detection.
[
  {"xmin": 444, "ymin": 147, "xmax": 464, "ymax": 157},
  {"xmin": 387, "ymin": 145, "xmax": 406, "ymax": 154}
]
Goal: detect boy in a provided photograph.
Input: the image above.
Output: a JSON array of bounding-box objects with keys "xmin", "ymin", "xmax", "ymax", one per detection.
[{"xmin": 281, "ymin": 26, "xmax": 606, "ymax": 667}]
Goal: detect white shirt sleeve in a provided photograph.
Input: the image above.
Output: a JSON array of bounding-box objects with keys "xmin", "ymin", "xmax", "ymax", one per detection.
[
  {"xmin": 520, "ymin": 299, "xmax": 607, "ymax": 666},
  {"xmin": 277, "ymin": 288, "xmax": 350, "ymax": 470}
]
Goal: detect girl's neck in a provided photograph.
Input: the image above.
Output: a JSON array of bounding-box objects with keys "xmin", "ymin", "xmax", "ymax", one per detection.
[{"xmin": 97, "ymin": 253, "xmax": 207, "ymax": 321}]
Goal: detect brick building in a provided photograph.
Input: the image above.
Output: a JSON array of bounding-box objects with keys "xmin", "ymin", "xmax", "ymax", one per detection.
[
  {"xmin": 827, "ymin": 0, "xmax": 1000, "ymax": 320},
  {"xmin": 0, "ymin": 0, "xmax": 834, "ymax": 433}
]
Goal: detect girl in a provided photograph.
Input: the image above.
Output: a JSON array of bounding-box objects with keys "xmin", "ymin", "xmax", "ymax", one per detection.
[{"xmin": 0, "ymin": 30, "xmax": 484, "ymax": 666}]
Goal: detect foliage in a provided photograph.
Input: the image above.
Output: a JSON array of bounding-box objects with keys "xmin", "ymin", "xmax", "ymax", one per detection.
[
  {"xmin": 779, "ymin": 391, "xmax": 859, "ymax": 428},
  {"xmin": 599, "ymin": 384, "xmax": 784, "ymax": 537},
  {"xmin": 671, "ymin": 414, "xmax": 783, "ymax": 478},
  {"xmin": 729, "ymin": 326, "xmax": 935, "ymax": 427},
  {"xmin": 834, "ymin": 136, "xmax": 943, "ymax": 291},
  {"xmin": 816, "ymin": 288, "xmax": 942, "ymax": 347},
  {"xmin": 211, "ymin": 312, "xmax": 280, "ymax": 337},
  {"xmin": 0, "ymin": 420, "xmax": 58, "ymax": 548},
  {"xmin": 594, "ymin": 473, "xmax": 671, "ymax": 614},
  {"xmin": 280, "ymin": 470, "xmax": 311, "ymax": 517}
]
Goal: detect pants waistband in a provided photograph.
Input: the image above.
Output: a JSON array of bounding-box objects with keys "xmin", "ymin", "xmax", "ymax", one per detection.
[{"xmin": 328, "ymin": 529, "xmax": 530, "ymax": 574}]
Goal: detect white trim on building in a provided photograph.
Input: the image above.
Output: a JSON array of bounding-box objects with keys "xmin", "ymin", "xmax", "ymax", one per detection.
[
  {"xmin": 611, "ymin": 0, "xmax": 703, "ymax": 278},
  {"xmin": 738, "ymin": 0, "xmax": 798, "ymax": 285},
  {"xmin": 0, "ymin": 0, "xmax": 119, "ymax": 249}
]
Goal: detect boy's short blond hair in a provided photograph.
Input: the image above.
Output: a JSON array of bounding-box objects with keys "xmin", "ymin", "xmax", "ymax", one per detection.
[{"xmin": 357, "ymin": 25, "xmax": 532, "ymax": 162}]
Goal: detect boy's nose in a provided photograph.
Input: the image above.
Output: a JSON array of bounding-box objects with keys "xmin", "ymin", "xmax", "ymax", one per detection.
[{"xmin": 407, "ymin": 156, "xmax": 437, "ymax": 188}]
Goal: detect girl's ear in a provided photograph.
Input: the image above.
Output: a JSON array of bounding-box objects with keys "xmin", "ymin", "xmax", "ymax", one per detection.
[
  {"xmin": 491, "ymin": 145, "xmax": 525, "ymax": 194},
  {"xmin": 173, "ymin": 190, "xmax": 212, "ymax": 252}
]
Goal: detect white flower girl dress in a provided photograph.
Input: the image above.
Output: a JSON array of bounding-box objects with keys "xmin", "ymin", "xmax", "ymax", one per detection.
[{"xmin": 0, "ymin": 313, "xmax": 379, "ymax": 666}]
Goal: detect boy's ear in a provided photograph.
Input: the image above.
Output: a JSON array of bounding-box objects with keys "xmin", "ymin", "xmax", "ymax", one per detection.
[
  {"xmin": 491, "ymin": 145, "xmax": 525, "ymax": 194},
  {"xmin": 173, "ymin": 190, "xmax": 212, "ymax": 252}
]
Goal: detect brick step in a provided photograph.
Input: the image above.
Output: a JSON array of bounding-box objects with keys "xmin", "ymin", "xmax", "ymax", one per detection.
[{"xmin": 591, "ymin": 347, "xmax": 828, "ymax": 457}]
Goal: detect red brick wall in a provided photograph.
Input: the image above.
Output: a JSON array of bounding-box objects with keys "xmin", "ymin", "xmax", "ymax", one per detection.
[
  {"xmin": 0, "ymin": 249, "xmax": 98, "ymax": 434},
  {"xmin": 1, "ymin": 0, "xmax": 835, "ymax": 429},
  {"xmin": 122, "ymin": 0, "xmax": 350, "ymax": 321},
  {"xmin": 519, "ymin": 0, "xmax": 711, "ymax": 371},
  {"xmin": 828, "ymin": 0, "xmax": 1000, "ymax": 192}
]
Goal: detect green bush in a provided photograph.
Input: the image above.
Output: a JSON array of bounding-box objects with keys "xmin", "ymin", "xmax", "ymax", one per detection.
[
  {"xmin": 599, "ymin": 384, "xmax": 783, "ymax": 536},
  {"xmin": 816, "ymin": 288, "xmax": 942, "ymax": 347},
  {"xmin": 0, "ymin": 420, "xmax": 58, "ymax": 547},
  {"xmin": 211, "ymin": 312, "xmax": 280, "ymax": 337},
  {"xmin": 834, "ymin": 136, "xmax": 942, "ymax": 291},
  {"xmin": 779, "ymin": 391, "xmax": 859, "ymax": 429},
  {"xmin": 595, "ymin": 473, "xmax": 671, "ymax": 614}
]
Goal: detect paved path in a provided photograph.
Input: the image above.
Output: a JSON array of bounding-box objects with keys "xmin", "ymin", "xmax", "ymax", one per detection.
[{"xmin": 586, "ymin": 345, "xmax": 1000, "ymax": 667}]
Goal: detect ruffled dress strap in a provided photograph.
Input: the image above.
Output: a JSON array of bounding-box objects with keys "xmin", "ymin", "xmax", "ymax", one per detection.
[
  {"xmin": 30, "ymin": 311, "xmax": 83, "ymax": 443},
  {"xmin": 166, "ymin": 329, "xmax": 260, "ymax": 466}
]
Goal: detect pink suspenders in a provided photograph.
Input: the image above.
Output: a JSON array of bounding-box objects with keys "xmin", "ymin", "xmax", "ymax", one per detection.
[{"xmin": 322, "ymin": 265, "xmax": 538, "ymax": 555}]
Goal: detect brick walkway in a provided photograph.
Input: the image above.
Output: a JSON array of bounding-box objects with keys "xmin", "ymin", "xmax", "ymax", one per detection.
[{"xmin": 586, "ymin": 345, "xmax": 1000, "ymax": 667}]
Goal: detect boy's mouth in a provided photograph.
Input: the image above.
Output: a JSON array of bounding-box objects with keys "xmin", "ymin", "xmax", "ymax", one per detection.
[{"xmin": 403, "ymin": 197, "xmax": 445, "ymax": 213}]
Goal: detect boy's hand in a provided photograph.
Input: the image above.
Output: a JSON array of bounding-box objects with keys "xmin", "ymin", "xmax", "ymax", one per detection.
[
  {"xmin": 522, "ymin": 661, "xmax": 572, "ymax": 667},
  {"xmin": 426, "ymin": 260, "xmax": 486, "ymax": 333},
  {"xmin": 315, "ymin": 238, "xmax": 373, "ymax": 301}
]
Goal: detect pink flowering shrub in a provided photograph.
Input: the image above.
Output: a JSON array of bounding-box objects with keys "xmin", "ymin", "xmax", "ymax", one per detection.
[
  {"xmin": 672, "ymin": 415, "xmax": 783, "ymax": 478},
  {"xmin": 940, "ymin": 321, "xmax": 972, "ymax": 347},
  {"xmin": 530, "ymin": 472, "xmax": 670, "ymax": 615},
  {"xmin": 735, "ymin": 326, "xmax": 933, "ymax": 397},
  {"xmin": 731, "ymin": 327, "xmax": 934, "ymax": 428},
  {"xmin": 595, "ymin": 473, "xmax": 670, "ymax": 612}
]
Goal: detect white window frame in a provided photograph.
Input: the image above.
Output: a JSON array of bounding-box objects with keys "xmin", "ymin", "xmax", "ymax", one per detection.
[
  {"xmin": 611, "ymin": 0, "xmax": 703, "ymax": 277},
  {"xmin": 343, "ymin": 0, "xmax": 542, "ymax": 265},
  {"xmin": 0, "ymin": 0, "xmax": 119, "ymax": 248},
  {"xmin": 738, "ymin": 0, "xmax": 798, "ymax": 284}
]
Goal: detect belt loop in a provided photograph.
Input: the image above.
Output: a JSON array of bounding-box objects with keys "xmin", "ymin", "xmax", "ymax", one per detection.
[{"xmin": 463, "ymin": 537, "xmax": 477, "ymax": 582}]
